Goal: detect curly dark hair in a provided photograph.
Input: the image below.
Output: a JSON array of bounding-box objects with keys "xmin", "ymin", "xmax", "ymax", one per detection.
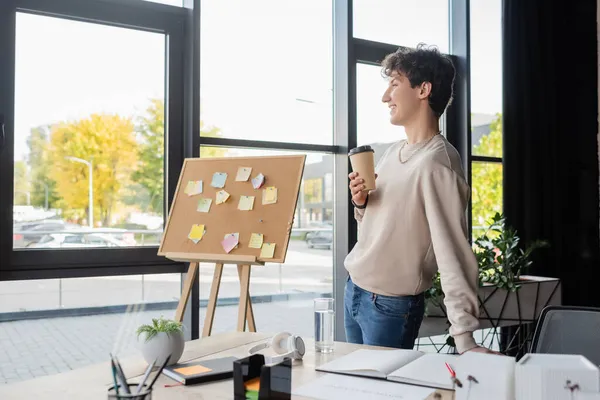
[{"xmin": 381, "ymin": 43, "xmax": 455, "ymax": 118}]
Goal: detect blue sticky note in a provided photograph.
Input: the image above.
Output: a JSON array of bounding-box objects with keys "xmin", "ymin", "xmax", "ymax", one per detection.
[{"xmin": 211, "ymin": 172, "xmax": 227, "ymax": 188}]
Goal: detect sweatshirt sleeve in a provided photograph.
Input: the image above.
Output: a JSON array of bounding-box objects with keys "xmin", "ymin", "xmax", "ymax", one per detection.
[{"xmin": 422, "ymin": 167, "xmax": 480, "ymax": 354}]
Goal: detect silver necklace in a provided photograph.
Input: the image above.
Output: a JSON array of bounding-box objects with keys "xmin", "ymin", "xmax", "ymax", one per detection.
[{"xmin": 398, "ymin": 133, "xmax": 439, "ymax": 163}]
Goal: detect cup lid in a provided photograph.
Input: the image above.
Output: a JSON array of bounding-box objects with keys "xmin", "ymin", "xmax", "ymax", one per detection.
[{"xmin": 348, "ymin": 145, "xmax": 374, "ymax": 156}]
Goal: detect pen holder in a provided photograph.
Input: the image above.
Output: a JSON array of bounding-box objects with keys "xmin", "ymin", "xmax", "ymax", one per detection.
[
  {"xmin": 107, "ymin": 384, "xmax": 152, "ymax": 400},
  {"xmin": 233, "ymin": 354, "xmax": 292, "ymax": 400}
]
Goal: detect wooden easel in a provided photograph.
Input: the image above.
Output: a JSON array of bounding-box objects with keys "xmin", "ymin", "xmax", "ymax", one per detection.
[{"xmin": 167, "ymin": 252, "xmax": 264, "ymax": 337}]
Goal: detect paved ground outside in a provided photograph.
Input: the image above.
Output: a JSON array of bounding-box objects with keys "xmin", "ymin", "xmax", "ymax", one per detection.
[{"xmin": 0, "ymin": 299, "xmax": 316, "ymax": 385}]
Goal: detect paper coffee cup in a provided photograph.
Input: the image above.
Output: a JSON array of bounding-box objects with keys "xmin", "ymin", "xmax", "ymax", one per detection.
[{"xmin": 349, "ymin": 145, "xmax": 376, "ymax": 191}]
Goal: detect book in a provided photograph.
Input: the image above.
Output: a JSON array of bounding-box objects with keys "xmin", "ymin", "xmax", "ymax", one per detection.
[
  {"xmin": 162, "ymin": 356, "xmax": 238, "ymax": 385},
  {"xmin": 316, "ymin": 348, "xmax": 462, "ymax": 390}
]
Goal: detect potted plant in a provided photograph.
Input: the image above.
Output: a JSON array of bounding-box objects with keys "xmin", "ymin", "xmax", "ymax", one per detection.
[
  {"xmin": 421, "ymin": 213, "xmax": 561, "ymax": 338},
  {"xmin": 136, "ymin": 316, "xmax": 185, "ymax": 366}
]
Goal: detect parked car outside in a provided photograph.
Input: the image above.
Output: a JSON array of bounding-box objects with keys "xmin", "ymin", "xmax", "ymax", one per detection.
[
  {"xmin": 29, "ymin": 233, "xmax": 128, "ymax": 248},
  {"xmin": 307, "ymin": 230, "xmax": 333, "ymax": 250}
]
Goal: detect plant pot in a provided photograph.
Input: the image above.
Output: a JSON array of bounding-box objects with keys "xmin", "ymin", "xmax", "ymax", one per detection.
[
  {"xmin": 420, "ymin": 275, "xmax": 562, "ymax": 337},
  {"xmin": 139, "ymin": 331, "xmax": 185, "ymax": 366}
]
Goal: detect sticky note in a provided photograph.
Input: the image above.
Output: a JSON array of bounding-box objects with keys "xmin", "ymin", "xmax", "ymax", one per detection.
[
  {"xmin": 260, "ymin": 243, "xmax": 276, "ymax": 259},
  {"xmin": 197, "ymin": 198, "xmax": 212, "ymax": 213},
  {"xmin": 224, "ymin": 232, "xmax": 240, "ymax": 242},
  {"xmin": 244, "ymin": 377, "xmax": 260, "ymax": 391},
  {"xmin": 236, "ymin": 167, "xmax": 252, "ymax": 182},
  {"xmin": 262, "ymin": 186, "xmax": 277, "ymax": 205},
  {"xmin": 188, "ymin": 224, "xmax": 205, "ymax": 244},
  {"xmin": 215, "ymin": 190, "xmax": 230, "ymax": 204},
  {"xmin": 249, "ymin": 233, "xmax": 263, "ymax": 249},
  {"xmin": 221, "ymin": 233, "xmax": 239, "ymax": 253},
  {"xmin": 211, "ymin": 172, "xmax": 227, "ymax": 188},
  {"xmin": 251, "ymin": 173, "xmax": 265, "ymax": 189},
  {"xmin": 174, "ymin": 365, "xmax": 212, "ymax": 375},
  {"xmin": 184, "ymin": 180, "xmax": 203, "ymax": 196},
  {"xmin": 238, "ymin": 195, "xmax": 255, "ymax": 211}
]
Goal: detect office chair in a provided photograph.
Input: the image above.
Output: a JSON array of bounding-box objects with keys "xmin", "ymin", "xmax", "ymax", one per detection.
[{"xmin": 530, "ymin": 305, "xmax": 600, "ymax": 365}]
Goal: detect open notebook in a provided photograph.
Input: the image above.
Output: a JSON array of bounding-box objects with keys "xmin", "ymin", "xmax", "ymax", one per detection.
[{"xmin": 316, "ymin": 348, "xmax": 461, "ymax": 390}]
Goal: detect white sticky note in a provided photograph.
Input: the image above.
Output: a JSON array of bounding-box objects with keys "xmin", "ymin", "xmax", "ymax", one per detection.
[
  {"xmin": 251, "ymin": 173, "xmax": 265, "ymax": 189},
  {"xmin": 236, "ymin": 167, "xmax": 252, "ymax": 182},
  {"xmin": 197, "ymin": 198, "xmax": 212, "ymax": 213},
  {"xmin": 248, "ymin": 233, "xmax": 263, "ymax": 249},
  {"xmin": 215, "ymin": 190, "xmax": 230, "ymax": 204},
  {"xmin": 238, "ymin": 196, "xmax": 255, "ymax": 211},
  {"xmin": 260, "ymin": 243, "xmax": 275, "ymax": 258}
]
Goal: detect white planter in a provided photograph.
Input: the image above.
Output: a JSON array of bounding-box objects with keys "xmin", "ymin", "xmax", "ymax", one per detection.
[
  {"xmin": 139, "ymin": 331, "xmax": 185, "ymax": 366},
  {"xmin": 420, "ymin": 276, "xmax": 562, "ymax": 337}
]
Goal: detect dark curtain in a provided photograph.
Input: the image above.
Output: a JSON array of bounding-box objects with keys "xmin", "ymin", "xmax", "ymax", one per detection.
[{"xmin": 502, "ymin": 0, "xmax": 599, "ymax": 307}]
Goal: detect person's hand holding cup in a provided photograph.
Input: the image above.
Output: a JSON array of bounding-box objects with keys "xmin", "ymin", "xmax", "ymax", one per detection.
[{"xmin": 348, "ymin": 145, "xmax": 377, "ymax": 207}]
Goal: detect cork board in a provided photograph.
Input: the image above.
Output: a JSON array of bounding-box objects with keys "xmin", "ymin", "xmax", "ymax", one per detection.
[{"xmin": 158, "ymin": 155, "xmax": 306, "ymax": 263}]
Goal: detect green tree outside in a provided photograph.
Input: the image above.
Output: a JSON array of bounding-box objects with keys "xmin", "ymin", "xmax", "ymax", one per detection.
[
  {"xmin": 471, "ymin": 113, "xmax": 503, "ymax": 238},
  {"xmin": 27, "ymin": 125, "xmax": 59, "ymax": 209}
]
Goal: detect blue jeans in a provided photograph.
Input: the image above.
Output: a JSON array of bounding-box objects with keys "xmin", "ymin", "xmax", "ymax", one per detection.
[{"xmin": 344, "ymin": 276, "xmax": 425, "ymax": 349}]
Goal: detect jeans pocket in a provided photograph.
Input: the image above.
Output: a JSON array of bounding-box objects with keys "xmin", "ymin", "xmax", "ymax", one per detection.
[{"xmin": 372, "ymin": 295, "xmax": 411, "ymax": 319}]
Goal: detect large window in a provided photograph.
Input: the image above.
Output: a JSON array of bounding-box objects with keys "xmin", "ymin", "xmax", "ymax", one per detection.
[
  {"xmin": 356, "ymin": 63, "xmax": 407, "ymax": 163},
  {"xmin": 353, "ymin": 0, "xmax": 449, "ymax": 53},
  {"xmin": 200, "ymin": 0, "xmax": 333, "ymax": 145},
  {"xmin": 470, "ymin": 0, "xmax": 503, "ymax": 237},
  {"xmin": 13, "ymin": 14, "xmax": 166, "ymax": 250}
]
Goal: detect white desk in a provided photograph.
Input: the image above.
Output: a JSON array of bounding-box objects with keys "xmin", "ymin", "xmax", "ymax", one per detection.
[{"xmin": 0, "ymin": 332, "xmax": 452, "ymax": 399}]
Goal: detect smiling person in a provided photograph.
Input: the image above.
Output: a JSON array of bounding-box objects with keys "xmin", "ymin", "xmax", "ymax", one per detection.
[{"xmin": 344, "ymin": 44, "xmax": 493, "ymax": 355}]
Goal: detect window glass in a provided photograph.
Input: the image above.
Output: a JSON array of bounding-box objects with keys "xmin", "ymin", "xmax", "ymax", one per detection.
[
  {"xmin": 470, "ymin": 0, "xmax": 503, "ymax": 157},
  {"xmin": 353, "ymin": 0, "xmax": 449, "ymax": 53},
  {"xmin": 13, "ymin": 14, "xmax": 166, "ymax": 249},
  {"xmin": 200, "ymin": 0, "xmax": 333, "ymax": 145}
]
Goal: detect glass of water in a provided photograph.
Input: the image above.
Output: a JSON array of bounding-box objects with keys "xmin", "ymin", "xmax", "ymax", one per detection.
[{"xmin": 314, "ymin": 297, "xmax": 334, "ymax": 353}]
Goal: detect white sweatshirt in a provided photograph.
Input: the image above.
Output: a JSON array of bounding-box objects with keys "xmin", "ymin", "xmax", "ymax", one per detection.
[{"xmin": 344, "ymin": 134, "xmax": 480, "ymax": 353}]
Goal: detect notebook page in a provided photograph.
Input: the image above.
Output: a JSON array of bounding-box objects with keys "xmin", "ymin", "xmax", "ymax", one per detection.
[
  {"xmin": 387, "ymin": 353, "xmax": 459, "ymax": 389},
  {"xmin": 317, "ymin": 349, "xmax": 424, "ymax": 377}
]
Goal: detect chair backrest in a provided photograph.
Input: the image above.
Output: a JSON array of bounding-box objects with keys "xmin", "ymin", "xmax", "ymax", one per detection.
[{"xmin": 531, "ymin": 305, "xmax": 600, "ymax": 365}]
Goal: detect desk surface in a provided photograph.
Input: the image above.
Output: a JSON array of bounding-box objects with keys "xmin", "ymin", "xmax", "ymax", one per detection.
[{"xmin": 0, "ymin": 331, "xmax": 452, "ymax": 399}]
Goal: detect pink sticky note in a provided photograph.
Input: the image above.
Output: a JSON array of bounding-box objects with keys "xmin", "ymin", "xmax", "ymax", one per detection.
[{"xmin": 221, "ymin": 235, "xmax": 238, "ymax": 253}]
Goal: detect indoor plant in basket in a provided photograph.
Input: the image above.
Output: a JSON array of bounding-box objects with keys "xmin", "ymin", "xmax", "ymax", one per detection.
[{"xmin": 136, "ymin": 316, "xmax": 185, "ymax": 366}]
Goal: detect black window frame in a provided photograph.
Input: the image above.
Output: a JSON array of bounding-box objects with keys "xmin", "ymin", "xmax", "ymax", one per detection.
[{"xmin": 0, "ymin": 0, "xmax": 188, "ymax": 280}]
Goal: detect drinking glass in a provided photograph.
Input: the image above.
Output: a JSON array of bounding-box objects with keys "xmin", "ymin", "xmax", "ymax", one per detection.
[{"xmin": 314, "ymin": 298, "xmax": 334, "ymax": 353}]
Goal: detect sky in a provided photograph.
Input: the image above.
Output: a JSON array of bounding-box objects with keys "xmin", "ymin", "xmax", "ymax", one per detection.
[{"xmin": 13, "ymin": 0, "xmax": 501, "ymax": 161}]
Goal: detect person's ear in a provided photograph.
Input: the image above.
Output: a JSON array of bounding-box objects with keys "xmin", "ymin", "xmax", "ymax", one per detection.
[{"xmin": 418, "ymin": 82, "xmax": 432, "ymax": 99}]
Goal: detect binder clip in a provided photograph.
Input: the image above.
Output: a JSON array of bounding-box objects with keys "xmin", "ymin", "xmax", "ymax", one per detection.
[{"xmin": 233, "ymin": 354, "xmax": 292, "ymax": 400}]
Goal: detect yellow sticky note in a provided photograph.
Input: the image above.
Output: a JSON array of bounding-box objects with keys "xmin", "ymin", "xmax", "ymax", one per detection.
[
  {"xmin": 249, "ymin": 233, "xmax": 264, "ymax": 249},
  {"xmin": 236, "ymin": 167, "xmax": 252, "ymax": 182},
  {"xmin": 184, "ymin": 180, "xmax": 203, "ymax": 196},
  {"xmin": 197, "ymin": 198, "xmax": 212, "ymax": 213},
  {"xmin": 174, "ymin": 364, "xmax": 212, "ymax": 375},
  {"xmin": 238, "ymin": 195, "xmax": 255, "ymax": 211},
  {"xmin": 188, "ymin": 224, "xmax": 205, "ymax": 244},
  {"xmin": 260, "ymin": 243, "xmax": 276, "ymax": 259},
  {"xmin": 262, "ymin": 186, "xmax": 277, "ymax": 205},
  {"xmin": 215, "ymin": 190, "xmax": 230, "ymax": 204}
]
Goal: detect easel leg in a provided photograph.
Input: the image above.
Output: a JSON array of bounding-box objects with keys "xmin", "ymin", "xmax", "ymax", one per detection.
[
  {"xmin": 237, "ymin": 264, "xmax": 255, "ymax": 332},
  {"xmin": 174, "ymin": 262, "xmax": 199, "ymax": 323},
  {"xmin": 202, "ymin": 263, "xmax": 223, "ymax": 337},
  {"xmin": 237, "ymin": 264, "xmax": 256, "ymax": 332}
]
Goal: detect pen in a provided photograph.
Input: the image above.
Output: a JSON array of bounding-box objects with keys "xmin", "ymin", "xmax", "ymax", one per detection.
[
  {"xmin": 136, "ymin": 359, "xmax": 156, "ymax": 394},
  {"xmin": 110, "ymin": 357, "xmax": 120, "ymax": 395},
  {"xmin": 445, "ymin": 362, "xmax": 462, "ymax": 388},
  {"xmin": 112, "ymin": 354, "xmax": 131, "ymax": 394},
  {"xmin": 147, "ymin": 354, "xmax": 172, "ymax": 391}
]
